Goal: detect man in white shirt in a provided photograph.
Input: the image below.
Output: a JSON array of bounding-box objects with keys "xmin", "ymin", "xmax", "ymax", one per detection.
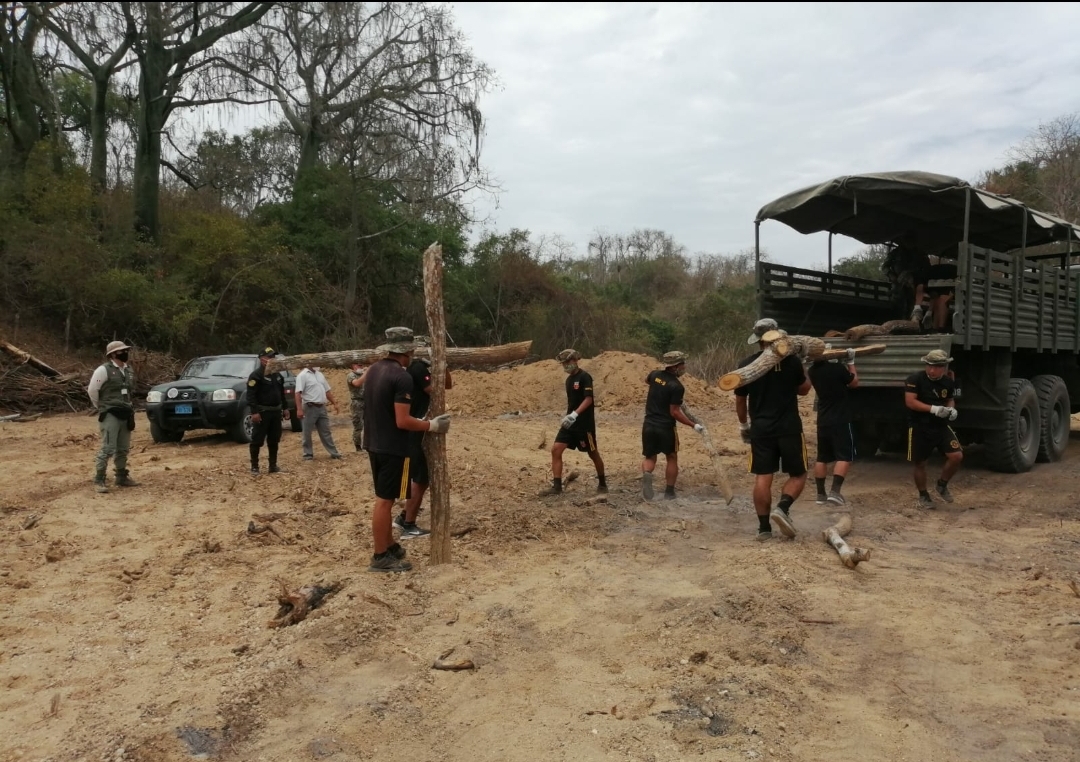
[
  {"xmin": 86, "ymin": 340, "xmax": 139, "ymax": 493},
  {"xmin": 295, "ymin": 366, "xmax": 342, "ymax": 460}
]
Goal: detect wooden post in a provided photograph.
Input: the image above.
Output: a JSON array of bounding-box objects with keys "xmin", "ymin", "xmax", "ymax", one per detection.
[{"xmin": 422, "ymin": 243, "xmax": 452, "ymax": 564}]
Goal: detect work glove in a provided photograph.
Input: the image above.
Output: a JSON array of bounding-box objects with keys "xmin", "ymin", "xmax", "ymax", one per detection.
[
  {"xmin": 929, "ymin": 405, "xmax": 951, "ymax": 419},
  {"xmin": 844, "ymin": 348, "xmax": 857, "ymax": 366},
  {"xmin": 693, "ymin": 423, "xmax": 706, "ymax": 435},
  {"xmin": 739, "ymin": 422, "xmax": 751, "ymax": 443},
  {"xmin": 947, "ymin": 407, "xmax": 958, "ymax": 422},
  {"xmin": 560, "ymin": 411, "xmax": 578, "ymax": 430},
  {"xmin": 428, "ymin": 413, "xmax": 452, "ymax": 434}
]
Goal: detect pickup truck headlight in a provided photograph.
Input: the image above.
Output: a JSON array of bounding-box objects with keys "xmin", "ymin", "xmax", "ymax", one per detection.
[
  {"xmin": 146, "ymin": 391, "xmax": 163, "ymax": 403},
  {"xmin": 212, "ymin": 389, "xmax": 237, "ymax": 401}
]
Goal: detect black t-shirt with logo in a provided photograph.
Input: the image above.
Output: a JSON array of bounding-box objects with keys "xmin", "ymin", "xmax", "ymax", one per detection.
[
  {"xmin": 407, "ymin": 359, "xmax": 433, "ymax": 419},
  {"xmin": 644, "ymin": 369, "xmax": 685, "ymax": 428},
  {"xmin": 246, "ymin": 365, "xmax": 284, "ymax": 409},
  {"xmin": 565, "ymin": 370, "xmax": 595, "ymax": 431},
  {"xmin": 905, "ymin": 371, "xmax": 955, "ymax": 429},
  {"xmin": 808, "ymin": 361, "xmax": 854, "ymax": 429},
  {"xmin": 734, "ymin": 352, "xmax": 805, "ymax": 437},
  {"xmin": 362, "ymin": 358, "xmax": 414, "ymax": 456}
]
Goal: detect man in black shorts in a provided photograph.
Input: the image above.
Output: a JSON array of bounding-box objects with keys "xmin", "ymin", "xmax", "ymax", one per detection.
[
  {"xmin": 641, "ymin": 351, "xmax": 705, "ymax": 500},
  {"xmin": 362, "ymin": 326, "xmax": 451, "ymax": 572},
  {"xmin": 541, "ymin": 349, "xmax": 607, "ymax": 495},
  {"xmin": 808, "ymin": 348, "xmax": 859, "ymax": 505},
  {"xmin": 393, "ymin": 336, "xmax": 453, "ymax": 538},
  {"xmin": 734, "ymin": 318, "xmax": 812, "ymax": 541},
  {"xmin": 904, "ymin": 349, "xmax": 962, "ymax": 508}
]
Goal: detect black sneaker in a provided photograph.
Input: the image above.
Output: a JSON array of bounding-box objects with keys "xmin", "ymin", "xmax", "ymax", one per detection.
[
  {"xmin": 399, "ymin": 523, "xmax": 431, "ymax": 540},
  {"xmin": 268, "ymin": 465, "xmax": 281, "ymax": 474},
  {"xmin": 826, "ymin": 492, "xmax": 846, "ymax": 506},
  {"xmin": 641, "ymin": 472, "xmax": 654, "ymax": 501},
  {"xmin": 756, "ymin": 529, "xmax": 773, "ymax": 542},
  {"xmin": 330, "ymin": 454, "xmax": 342, "ymax": 460},
  {"xmin": 769, "ymin": 509, "xmax": 796, "ymax": 538},
  {"xmin": 388, "ymin": 543, "xmax": 407, "ymax": 560},
  {"xmin": 664, "ymin": 489, "xmax": 677, "ymax": 500},
  {"xmin": 369, "ymin": 553, "xmax": 412, "ymax": 572},
  {"xmin": 250, "ymin": 466, "xmax": 260, "ymax": 475},
  {"xmin": 935, "ymin": 482, "xmax": 954, "ymax": 503},
  {"xmin": 815, "ymin": 493, "xmax": 828, "ymax": 505},
  {"xmin": 918, "ymin": 493, "xmax": 935, "ymax": 509},
  {"xmin": 597, "ymin": 483, "xmax": 608, "ymax": 494},
  {"xmin": 302, "ymin": 456, "xmax": 314, "ymax": 462}
]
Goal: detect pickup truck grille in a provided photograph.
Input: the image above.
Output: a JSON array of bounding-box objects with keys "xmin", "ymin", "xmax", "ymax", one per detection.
[{"xmin": 172, "ymin": 388, "xmax": 199, "ymax": 401}]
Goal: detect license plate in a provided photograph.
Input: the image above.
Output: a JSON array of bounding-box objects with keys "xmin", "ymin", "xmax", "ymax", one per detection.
[{"xmin": 174, "ymin": 404, "xmax": 193, "ymax": 415}]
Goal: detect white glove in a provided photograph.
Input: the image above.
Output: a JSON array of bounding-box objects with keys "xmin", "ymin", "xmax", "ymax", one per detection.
[
  {"xmin": 929, "ymin": 405, "xmax": 951, "ymax": 419},
  {"xmin": 560, "ymin": 411, "xmax": 578, "ymax": 429},
  {"xmin": 947, "ymin": 407, "xmax": 958, "ymax": 421},
  {"xmin": 428, "ymin": 413, "xmax": 451, "ymax": 433},
  {"xmin": 693, "ymin": 423, "xmax": 705, "ymax": 434},
  {"xmin": 844, "ymin": 348, "xmax": 857, "ymax": 365}
]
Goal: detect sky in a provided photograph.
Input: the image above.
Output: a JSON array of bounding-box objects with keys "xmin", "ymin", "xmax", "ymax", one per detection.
[{"xmin": 447, "ymin": 2, "xmax": 1080, "ymax": 268}]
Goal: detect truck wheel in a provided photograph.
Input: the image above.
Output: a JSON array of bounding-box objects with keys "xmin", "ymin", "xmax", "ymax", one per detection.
[
  {"xmin": 1032, "ymin": 374, "xmax": 1070, "ymax": 463},
  {"xmin": 986, "ymin": 378, "xmax": 1041, "ymax": 473},
  {"xmin": 230, "ymin": 406, "xmax": 254, "ymax": 444},
  {"xmin": 150, "ymin": 419, "xmax": 184, "ymax": 444}
]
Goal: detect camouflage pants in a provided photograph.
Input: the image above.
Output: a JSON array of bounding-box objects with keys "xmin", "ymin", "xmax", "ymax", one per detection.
[{"xmin": 350, "ymin": 397, "xmax": 364, "ymax": 451}]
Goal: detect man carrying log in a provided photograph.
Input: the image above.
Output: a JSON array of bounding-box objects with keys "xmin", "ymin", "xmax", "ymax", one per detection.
[
  {"xmin": 541, "ymin": 349, "xmax": 607, "ymax": 496},
  {"xmin": 362, "ymin": 326, "xmax": 451, "ymax": 572},
  {"xmin": 904, "ymin": 349, "xmax": 961, "ymax": 508},
  {"xmin": 393, "ymin": 336, "xmax": 453, "ymax": 538},
  {"xmin": 641, "ymin": 351, "xmax": 705, "ymax": 500},
  {"xmin": 86, "ymin": 341, "xmax": 139, "ymax": 493},
  {"xmin": 808, "ymin": 348, "xmax": 859, "ymax": 505},
  {"xmin": 734, "ymin": 320, "xmax": 811, "ymax": 540}
]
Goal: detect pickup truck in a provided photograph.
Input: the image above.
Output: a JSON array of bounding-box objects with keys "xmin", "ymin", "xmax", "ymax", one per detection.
[
  {"xmin": 752, "ymin": 171, "xmax": 1080, "ymax": 473},
  {"xmin": 144, "ymin": 354, "xmax": 300, "ymax": 444}
]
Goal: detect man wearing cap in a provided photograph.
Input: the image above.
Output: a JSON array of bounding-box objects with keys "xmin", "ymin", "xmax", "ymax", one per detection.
[
  {"xmin": 541, "ymin": 349, "xmax": 606, "ymax": 496},
  {"xmin": 295, "ymin": 363, "xmax": 342, "ymax": 461},
  {"xmin": 641, "ymin": 351, "xmax": 705, "ymax": 500},
  {"xmin": 363, "ymin": 327, "xmax": 451, "ymax": 572},
  {"xmin": 393, "ymin": 335, "xmax": 454, "ymax": 537},
  {"xmin": 346, "ymin": 361, "xmax": 367, "ymax": 452},
  {"xmin": 86, "ymin": 341, "xmax": 139, "ymax": 493},
  {"xmin": 734, "ymin": 319, "xmax": 812, "ymax": 541},
  {"xmin": 808, "ymin": 347, "xmax": 859, "ymax": 506},
  {"xmin": 246, "ymin": 347, "xmax": 287, "ymax": 475},
  {"xmin": 904, "ymin": 349, "xmax": 962, "ymax": 507}
]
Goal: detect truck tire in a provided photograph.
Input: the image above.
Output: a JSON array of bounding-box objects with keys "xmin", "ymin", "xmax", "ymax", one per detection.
[
  {"xmin": 1032, "ymin": 374, "xmax": 1070, "ymax": 463},
  {"xmin": 230, "ymin": 405, "xmax": 254, "ymax": 444},
  {"xmin": 985, "ymin": 378, "xmax": 1041, "ymax": 473},
  {"xmin": 150, "ymin": 419, "xmax": 184, "ymax": 444}
]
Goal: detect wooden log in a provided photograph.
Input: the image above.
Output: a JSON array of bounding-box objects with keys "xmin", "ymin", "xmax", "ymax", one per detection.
[
  {"xmin": 267, "ymin": 581, "xmax": 342, "ymax": 628},
  {"xmin": 265, "ymin": 341, "xmax": 533, "ymax": 374},
  {"xmin": 720, "ymin": 337, "xmax": 889, "ymax": 391},
  {"xmin": 681, "ymin": 403, "xmax": 733, "ymax": 504},
  {"xmin": 0, "ymin": 339, "xmax": 61, "ymax": 377},
  {"xmin": 822, "ymin": 515, "xmax": 872, "ymax": 569},
  {"xmin": 717, "ymin": 345, "xmax": 785, "ymax": 391},
  {"xmin": 770, "ymin": 335, "xmax": 826, "ymax": 359},
  {"xmin": 422, "ymin": 243, "xmax": 452, "ymax": 565},
  {"xmin": 817, "ymin": 344, "xmax": 887, "ymax": 361}
]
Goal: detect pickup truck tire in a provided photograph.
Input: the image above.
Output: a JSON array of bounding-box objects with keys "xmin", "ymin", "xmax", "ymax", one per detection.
[
  {"xmin": 1032, "ymin": 374, "xmax": 1069, "ymax": 463},
  {"xmin": 150, "ymin": 419, "xmax": 184, "ymax": 444},
  {"xmin": 986, "ymin": 378, "xmax": 1041, "ymax": 473},
  {"xmin": 230, "ymin": 405, "xmax": 254, "ymax": 444}
]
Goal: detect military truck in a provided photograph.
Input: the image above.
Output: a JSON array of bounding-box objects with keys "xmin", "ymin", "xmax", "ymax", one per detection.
[{"xmin": 753, "ymin": 171, "xmax": 1080, "ymax": 473}]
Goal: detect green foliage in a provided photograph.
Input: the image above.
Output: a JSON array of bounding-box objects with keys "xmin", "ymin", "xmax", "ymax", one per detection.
[{"xmin": 833, "ymin": 245, "xmax": 889, "ymax": 281}]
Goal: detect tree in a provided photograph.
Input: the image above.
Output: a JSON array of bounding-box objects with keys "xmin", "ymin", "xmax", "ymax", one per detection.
[
  {"xmin": 833, "ymin": 244, "xmax": 888, "ymax": 281},
  {"xmin": 120, "ymin": 1, "xmax": 273, "ymax": 241},
  {"xmin": 0, "ymin": 2, "xmax": 56, "ymax": 180}
]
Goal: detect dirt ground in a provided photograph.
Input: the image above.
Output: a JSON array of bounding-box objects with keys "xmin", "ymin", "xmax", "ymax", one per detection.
[{"xmin": 2, "ymin": 356, "xmax": 1080, "ymax": 762}]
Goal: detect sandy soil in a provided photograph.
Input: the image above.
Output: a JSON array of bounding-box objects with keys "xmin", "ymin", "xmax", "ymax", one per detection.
[{"xmin": 2, "ymin": 362, "xmax": 1080, "ymax": 762}]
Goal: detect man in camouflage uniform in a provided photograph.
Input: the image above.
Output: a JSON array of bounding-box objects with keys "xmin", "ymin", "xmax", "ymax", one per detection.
[
  {"xmin": 346, "ymin": 361, "xmax": 367, "ymax": 452},
  {"xmin": 86, "ymin": 340, "xmax": 140, "ymax": 493}
]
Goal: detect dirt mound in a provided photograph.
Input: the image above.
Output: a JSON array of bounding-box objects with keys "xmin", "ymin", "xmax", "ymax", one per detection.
[{"xmin": 446, "ymin": 351, "xmax": 718, "ymax": 416}]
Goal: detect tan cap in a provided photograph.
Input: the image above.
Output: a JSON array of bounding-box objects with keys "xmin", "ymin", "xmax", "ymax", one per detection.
[{"xmin": 105, "ymin": 340, "xmax": 132, "ymax": 356}]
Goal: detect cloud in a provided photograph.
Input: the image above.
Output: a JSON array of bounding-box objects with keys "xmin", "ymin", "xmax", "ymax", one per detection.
[{"xmin": 450, "ymin": 1, "xmax": 1080, "ymax": 266}]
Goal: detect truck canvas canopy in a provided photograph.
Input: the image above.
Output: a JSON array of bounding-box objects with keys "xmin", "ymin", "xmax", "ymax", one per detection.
[{"xmin": 755, "ymin": 171, "xmax": 1080, "ymax": 257}]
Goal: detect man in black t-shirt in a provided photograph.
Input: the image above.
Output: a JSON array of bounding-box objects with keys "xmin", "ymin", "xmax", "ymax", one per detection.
[
  {"xmin": 734, "ymin": 319, "xmax": 812, "ymax": 541},
  {"xmin": 541, "ymin": 349, "xmax": 607, "ymax": 496},
  {"xmin": 808, "ymin": 349, "xmax": 859, "ymax": 506},
  {"xmin": 904, "ymin": 349, "xmax": 962, "ymax": 508},
  {"xmin": 641, "ymin": 351, "xmax": 705, "ymax": 501},
  {"xmin": 393, "ymin": 336, "xmax": 454, "ymax": 537},
  {"xmin": 246, "ymin": 346, "xmax": 287, "ymax": 475},
  {"xmin": 362, "ymin": 327, "xmax": 451, "ymax": 573}
]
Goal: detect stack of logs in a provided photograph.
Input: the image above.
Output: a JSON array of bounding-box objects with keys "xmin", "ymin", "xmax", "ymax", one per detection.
[{"xmin": 718, "ymin": 329, "xmax": 887, "ymax": 391}]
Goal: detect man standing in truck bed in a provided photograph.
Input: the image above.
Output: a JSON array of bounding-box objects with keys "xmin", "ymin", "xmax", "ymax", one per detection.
[{"xmin": 904, "ymin": 349, "xmax": 962, "ymax": 508}]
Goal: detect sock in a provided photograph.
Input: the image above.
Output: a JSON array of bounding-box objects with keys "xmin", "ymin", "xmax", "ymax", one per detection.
[
  {"xmin": 553, "ymin": 477, "xmax": 562, "ymax": 489},
  {"xmin": 665, "ymin": 485, "xmax": 676, "ymax": 496},
  {"xmin": 831, "ymin": 475, "xmax": 845, "ymax": 493},
  {"xmin": 388, "ymin": 542, "xmax": 402, "ymax": 554},
  {"xmin": 777, "ymin": 494, "xmax": 794, "ymax": 514},
  {"xmin": 919, "ymin": 490, "xmax": 931, "ymax": 499},
  {"xmin": 598, "ymin": 474, "xmax": 606, "ymax": 487},
  {"xmin": 937, "ymin": 479, "xmax": 949, "ymax": 489},
  {"xmin": 758, "ymin": 515, "xmax": 772, "ymax": 532},
  {"xmin": 815, "ymin": 477, "xmax": 826, "ymax": 495}
]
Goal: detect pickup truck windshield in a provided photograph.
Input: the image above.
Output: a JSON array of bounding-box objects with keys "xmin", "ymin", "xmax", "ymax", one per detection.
[{"xmin": 181, "ymin": 357, "xmax": 256, "ymax": 379}]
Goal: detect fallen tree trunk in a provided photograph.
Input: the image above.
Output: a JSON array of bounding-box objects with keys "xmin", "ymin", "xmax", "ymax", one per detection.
[
  {"xmin": 822, "ymin": 515, "xmax": 872, "ymax": 569},
  {"xmin": 267, "ymin": 580, "xmax": 343, "ymax": 628},
  {"xmin": 0, "ymin": 339, "xmax": 61, "ymax": 377},
  {"xmin": 265, "ymin": 341, "xmax": 532, "ymax": 374},
  {"xmin": 423, "ymin": 242, "xmax": 452, "ymax": 565}
]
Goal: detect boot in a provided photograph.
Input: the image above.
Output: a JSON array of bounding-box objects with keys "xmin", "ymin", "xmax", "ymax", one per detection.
[
  {"xmin": 93, "ymin": 472, "xmax": 109, "ymax": 494},
  {"xmin": 115, "ymin": 470, "xmax": 139, "ymax": 487}
]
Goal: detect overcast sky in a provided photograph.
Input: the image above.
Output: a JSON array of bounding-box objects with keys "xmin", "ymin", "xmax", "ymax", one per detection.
[{"xmin": 448, "ymin": 2, "xmax": 1080, "ymax": 268}]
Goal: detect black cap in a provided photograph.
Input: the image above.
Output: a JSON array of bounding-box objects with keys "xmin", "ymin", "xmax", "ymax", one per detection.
[{"xmin": 258, "ymin": 346, "xmax": 278, "ymax": 358}]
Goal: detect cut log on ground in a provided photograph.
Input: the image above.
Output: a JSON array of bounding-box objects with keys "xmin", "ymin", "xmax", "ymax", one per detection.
[
  {"xmin": 681, "ymin": 403, "xmax": 733, "ymax": 504},
  {"xmin": 423, "ymin": 243, "xmax": 452, "ymax": 565},
  {"xmin": 0, "ymin": 339, "xmax": 61, "ymax": 377},
  {"xmin": 267, "ymin": 581, "xmax": 343, "ymax": 628},
  {"xmin": 822, "ymin": 515, "xmax": 872, "ymax": 569},
  {"xmin": 265, "ymin": 341, "xmax": 532, "ymax": 374}
]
